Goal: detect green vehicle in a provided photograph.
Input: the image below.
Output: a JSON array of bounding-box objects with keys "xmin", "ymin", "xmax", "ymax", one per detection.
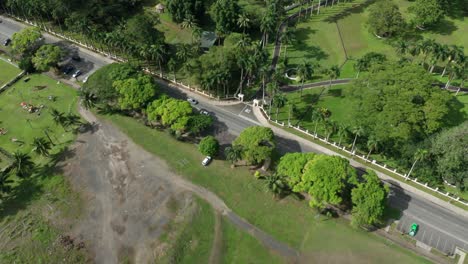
[{"xmin": 409, "ymin": 223, "xmax": 419, "ymax": 237}]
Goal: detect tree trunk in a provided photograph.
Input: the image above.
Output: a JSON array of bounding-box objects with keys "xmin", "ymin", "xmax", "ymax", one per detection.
[
  {"xmin": 406, "ymin": 160, "xmax": 418, "ymax": 180},
  {"xmin": 314, "ymin": 121, "xmax": 319, "ymax": 135},
  {"xmin": 366, "ymin": 149, "xmax": 372, "ymax": 160},
  {"xmin": 301, "ymin": 80, "xmax": 304, "ymax": 97},
  {"xmin": 429, "ymin": 65, "xmax": 435, "ymax": 73},
  {"xmin": 352, "ymin": 134, "xmax": 358, "ymax": 152},
  {"xmin": 158, "ymin": 60, "xmax": 163, "ymax": 77}
]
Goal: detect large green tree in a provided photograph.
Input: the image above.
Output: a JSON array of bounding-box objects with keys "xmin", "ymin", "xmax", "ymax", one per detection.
[
  {"xmin": 348, "ymin": 62, "xmax": 455, "ymax": 155},
  {"xmin": 296, "ymin": 155, "xmax": 357, "ymax": 209},
  {"xmin": 409, "ymin": 0, "xmax": 444, "ymax": 29},
  {"xmin": 351, "ymin": 170, "xmax": 389, "ymax": 227},
  {"xmin": 233, "ymin": 126, "xmax": 275, "ymax": 165},
  {"xmin": 210, "ymin": 0, "xmax": 241, "ymax": 36},
  {"xmin": 276, "ymin": 152, "xmax": 316, "ymax": 190},
  {"xmin": 198, "ymin": 136, "xmax": 219, "ymax": 157},
  {"xmin": 146, "ymin": 97, "xmax": 193, "ymax": 131},
  {"xmin": 11, "ymin": 27, "xmax": 42, "ymax": 55},
  {"xmin": 431, "ymin": 121, "xmax": 467, "ymax": 190},
  {"xmin": 367, "ymin": 1, "xmax": 404, "ymax": 38},
  {"xmin": 166, "ymin": 0, "xmax": 204, "ymax": 23},
  {"xmin": 112, "ymin": 74, "xmax": 157, "ymax": 110},
  {"xmin": 32, "ymin": 44, "xmax": 63, "ymax": 72}
]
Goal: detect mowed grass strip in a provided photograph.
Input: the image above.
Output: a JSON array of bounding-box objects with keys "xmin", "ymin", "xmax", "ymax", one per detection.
[
  {"xmin": 220, "ymin": 217, "xmax": 283, "ymax": 263},
  {"xmin": 101, "ymin": 113, "xmax": 430, "ymax": 263},
  {"xmin": 0, "ymin": 59, "xmax": 21, "ymax": 86}
]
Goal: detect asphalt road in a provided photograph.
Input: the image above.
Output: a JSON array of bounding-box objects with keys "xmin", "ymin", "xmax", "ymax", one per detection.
[
  {"xmin": 2, "ymin": 14, "xmax": 467, "ymax": 257},
  {"xmin": 0, "ymin": 15, "xmax": 112, "ymax": 81}
]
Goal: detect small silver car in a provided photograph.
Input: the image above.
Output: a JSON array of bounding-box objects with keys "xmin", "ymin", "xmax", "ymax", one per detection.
[{"xmin": 202, "ymin": 156, "xmax": 212, "ymax": 166}]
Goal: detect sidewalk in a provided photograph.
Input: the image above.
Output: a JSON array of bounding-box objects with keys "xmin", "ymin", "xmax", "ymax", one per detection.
[{"xmin": 252, "ymin": 106, "xmax": 468, "ymax": 218}]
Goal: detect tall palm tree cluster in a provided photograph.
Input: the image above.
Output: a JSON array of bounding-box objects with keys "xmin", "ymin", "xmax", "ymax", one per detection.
[{"xmin": 397, "ymin": 39, "xmax": 467, "ymax": 91}]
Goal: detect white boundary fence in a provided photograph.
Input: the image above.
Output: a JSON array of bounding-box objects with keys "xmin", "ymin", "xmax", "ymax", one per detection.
[
  {"xmin": 258, "ymin": 106, "xmax": 468, "ymax": 207},
  {"xmin": 6, "ymin": 14, "xmax": 238, "ymax": 102},
  {"xmin": 0, "ymin": 71, "xmax": 25, "ymax": 94}
]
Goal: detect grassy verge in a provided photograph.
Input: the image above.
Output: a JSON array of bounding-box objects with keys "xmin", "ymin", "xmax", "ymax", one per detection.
[
  {"xmin": 0, "ymin": 58, "xmax": 21, "ymax": 86},
  {"xmin": 101, "ymin": 113, "xmax": 431, "ymax": 263},
  {"xmin": 158, "ymin": 198, "xmax": 214, "ymax": 264},
  {"xmin": 220, "ymin": 217, "xmax": 283, "ymax": 263}
]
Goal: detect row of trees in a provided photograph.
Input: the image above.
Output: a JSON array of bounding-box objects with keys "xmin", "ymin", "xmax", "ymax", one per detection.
[{"xmin": 11, "ymin": 27, "xmax": 64, "ymax": 73}]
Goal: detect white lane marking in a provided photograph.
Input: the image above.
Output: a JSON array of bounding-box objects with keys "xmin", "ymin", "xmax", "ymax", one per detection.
[{"xmin": 238, "ymin": 104, "xmax": 249, "ymax": 115}]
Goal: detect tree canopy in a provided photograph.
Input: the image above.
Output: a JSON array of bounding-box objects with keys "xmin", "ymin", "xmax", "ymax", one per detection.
[
  {"xmin": 11, "ymin": 27, "xmax": 41, "ymax": 55},
  {"xmin": 367, "ymin": 1, "xmax": 404, "ymax": 38},
  {"xmin": 32, "ymin": 44, "xmax": 63, "ymax": 72},
  {"xmin": 348, "ymin": 62, "xmax": 455, "ymax": 156},
  {"xmin": 431, "ymin": 121, "xmax": 468, "ymax": 190},
  {"xmin": 276, "ymin": 152, "xmax": 315, "ymax": 190},
  {"xmin": 112, "ymin": 74, "xmax": 157, "ymax": 110},
  {"xmin": 210, "ymin": 0, "xmax": 241, "ymax": 36},
  {"xmin": 199, "ymin": 136, "xmax": 219, "ymax": 156},
  {"xmin": 351, "ymin": 170, "xmax": 389, "ymax": 227},
  {"xmin": 233, "ymin": 126, "xmax": 275, "ymax": 165},
  {"xmin": 166, "ymin": 0, "xmax": 205, "ymax": 23},
  {"xmin": 409, "ymin": 0, "xmax": 444, "ymax": 28},
  {"xmin": 146, "ymin": 97, "xmax": 193, "ymax": 131},
  {"xmin": 296, "ymin": 155, "xmax": 357, "ymax": 209}
]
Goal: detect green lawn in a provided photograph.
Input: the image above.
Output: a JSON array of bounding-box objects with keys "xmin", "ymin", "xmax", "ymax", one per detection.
[
  {"xmin": 220, "ymin": 217, "xmax": 283, "ymax": 263},
  {"xmin": 0, "ymin": 59, "xmax": 21, "ymax": 86},
  {"xmin": 155, "ymin": 12, "xmax": 193, "ymax": 45},
  {"xmin": 101, "ymin": 113, "xmax": 430, "ymax": 263},
  {"xmin": 286, "ymin": 0, "xmax": 468, "ymax": 82},
  {"xmin": 0, "ymin": 74, "xmax": 79, "ymax": 161},
  {"xmin": 157, "ymin": 198, "xmax": 215, "ymax": 264},
  {"xmin": 0, "ymin": 74, "xmax": 86, "ymax": 262}
]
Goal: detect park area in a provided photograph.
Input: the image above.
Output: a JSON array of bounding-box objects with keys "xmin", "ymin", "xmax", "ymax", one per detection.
[
  {"xmin": 283, "ymin": 0, "xmax": 468, "ymax": 82},
  {"xmin": 0, "ymin": 73, "xmax": 79, "ymax": 164}
]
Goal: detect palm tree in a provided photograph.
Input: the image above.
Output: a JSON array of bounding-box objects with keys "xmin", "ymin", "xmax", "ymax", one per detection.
[
  {"xmin": 181, "ymin": 15, "xmax": 197, "ymax": 30},
  {"xmin": 50, "ymin": 108, "xmax": 66, "ymax": 128},
  {"xmin": 395, "ymin": 40, "xmax": 409, "ymax": 56},
  {"xmin": 79, "ymin": 90, "xmax": 97, "ymax": 110},
  {"xmin": 351, "ymin": 125, "xmax": 364, "ymax": 152},
  {"xmin": 224, "ymin": 145, "xmax": 243, "ymax": 166},
  {"xmin": 365, "ymin": 136, "xmax": 379, "ymax": 160},
  {"xmin": 31, "ymin": 137, "xmax": 52, "ymax": 157},
  {"xmin": 264, "ymin": 173, "xmax": 287, "ymax": 198},
  {"xmin": 325, "ymin": 65, "xmax": 340, "ymax": 90},
  {"xmin": 406, "ymin": 149, "xmax": 428, "ymax": 180},
  {"xmin": 191, "ymin": 25, "xmax": 202, "ymax": 44},
  {"xmin": 167, "ymin": 58, "xmax": 177, "ymax": 82},
  {"xmin": 337, "ymin": 124, "xmax": 348, "ymax": 146},
  {"xmin": 442, "ymin": 45, "xmax": 464, "ymax": 77},
  {"xmin": 273, "ymin": 93, "xmax": 287, "ymax": 120},
  {"xmin": 260, "ymin": 10, "xmax": 275, "ymax": 48},
  {"xmin": 297, "ymin": 60, "xmax": 313, "ymax": 97},
  {"xmin": 63, "ymin": 113, "xmax": 82, "ymax": 130},
  {"xmin": 176, "ymin": 44, "xmax": 191, "ymax": 63},
  {"xmin": 11, "ymin": 151, "xmax": 35, "ymax": 178},
  {"xmin": 311, "ymin": 109, "xmax": 324, "ymax": 136},
  {"xmin": 148, "ymin": 44, "xmax": 166, "ymax": 77},
  {"xmin": 259, "ymin": 64, "xmax": 270, "ymax": 103},
  {"xmin": 281, "ymin": 27, "xmax": 296, "ymax": 60},
  {"xmin": 237, "ymin": 13, "xmax": 251, "ymax": 34},
  {"xmin": 324, "ymin": 120, "xmax": 337, "ymax": 141}
]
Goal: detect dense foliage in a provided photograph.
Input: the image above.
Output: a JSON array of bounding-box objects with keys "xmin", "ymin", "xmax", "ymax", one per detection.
[
  {"xmin": 367, "ymin": 1, "xmax": 403, "ymax": 38},
  {"xmin": 198, "ymin": 136, "xmax": 219, "ymax": 156},
  {"xmin": 348, "ymin": 62, "xmax": 455, "ymax": 157},
  {"xmin": 233, "ymin": 126, "xmax": 275, "ymax": 165}
]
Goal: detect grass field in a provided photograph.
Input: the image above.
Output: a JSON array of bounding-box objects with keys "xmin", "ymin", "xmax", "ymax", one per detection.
[
  {"xmin": 101, "ymin": 113, "xmax": 430, "ymax": 263},
  {"xmin": 0, "ymin": 59, "xmax": 21, "ymax": 86},
  {"xmin": 155, "ymin": 12, "xmax": 193, "ymax": 45},
  {"xmin": 0, "ymin": 74, "xmax": 86, "ymax": 262},
  {"xmin": 285, "ymin": 0, "xmax": 468, "ymax": 82},
  {"xmin": 0, "ymin": 74, "xmax": 79, "ymax": 159}
]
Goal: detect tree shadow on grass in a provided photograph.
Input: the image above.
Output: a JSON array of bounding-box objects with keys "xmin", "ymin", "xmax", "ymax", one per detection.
[
  {"xmin": 445, "ymin": 97, "xmax": 467, "ymax": 127},
  {"xmin": 0, "ymin": 177, "xmax": 43, "ymax": 220},
  {"xmin": 293, "ymin": 28, "xmax": 329, "ymax": 62},
  {"xmin": 323, "ymin": 0, "xmax": 378, "ymax": 23},
  {"xmin": 426, "ymin": 19, "xmax": 458, "ymax": 36}
]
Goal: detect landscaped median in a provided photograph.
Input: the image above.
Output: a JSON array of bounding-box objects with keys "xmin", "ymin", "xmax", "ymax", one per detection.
[{"xmin": 100, "ymin": 113, "xmax": 431, "ymax": 263}]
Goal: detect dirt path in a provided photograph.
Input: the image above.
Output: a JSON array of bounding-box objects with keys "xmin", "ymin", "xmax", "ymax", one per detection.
[{"xmin": 64, "ymin": 107, "xmax": 299, "ymax": 263}]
